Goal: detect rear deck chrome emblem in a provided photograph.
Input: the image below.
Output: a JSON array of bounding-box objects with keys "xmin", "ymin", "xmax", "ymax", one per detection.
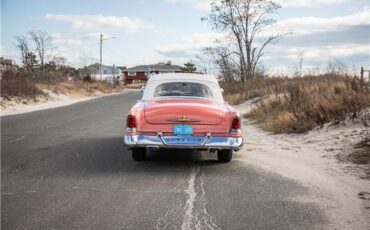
[{"xmin": 167, "ymin": 115, "xmax": 200, "ymax": 122}]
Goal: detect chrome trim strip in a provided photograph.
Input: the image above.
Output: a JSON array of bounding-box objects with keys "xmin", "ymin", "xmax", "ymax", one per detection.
[
  {"xmin": 123, "ymin": 134, "xmax": 243, "ymax": 150},
  {"xmin": 125, "ymin": 127, "xmax": 137, "ymax": 133}
]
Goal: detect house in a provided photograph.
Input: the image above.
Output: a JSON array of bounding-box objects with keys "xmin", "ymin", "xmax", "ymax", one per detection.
[
  {"xmin": 0, "ymin": 57, "xmax": 17, "ymax": 74},
  {"xmin": 122, "ymin": 62, "xmax": 182, "ymax": 85},
  {"xmin": 82, "ymin": 63, "xmax": 122, "ymax": 83}
]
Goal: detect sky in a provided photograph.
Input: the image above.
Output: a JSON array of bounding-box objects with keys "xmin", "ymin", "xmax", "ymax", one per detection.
[{"xmin": 1, "ymin": 0, "xmax": 369, "ymax": 75}]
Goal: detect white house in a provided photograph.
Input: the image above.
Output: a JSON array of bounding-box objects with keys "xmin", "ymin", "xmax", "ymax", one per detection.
[{"xmin": 83, "ymin": 63, "xmax": 122, "ymax": 83}]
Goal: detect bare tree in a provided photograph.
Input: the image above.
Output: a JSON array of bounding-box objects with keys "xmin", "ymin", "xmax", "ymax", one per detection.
[
  {"xmin": 293, "ymin": 51, "xmax": 304, "ymax": 77},
  {"xmin": 78, "ymin": 52, "xmax": 97, "ymax": 77},
  {"xmin": 204, "ymin": 0, "xmax": 283, "ymax": 81},
  {"xmin": 195, "ymin": 55, "xmax": 210, "ymax": 74},
  {"xmin": 52, "ymin": 56, "xmax": 67, "ymax": 67},
  {"xmin": 15, "ymin": 35, "xmax": 39, "ymax": 70},
  {"xmin": 15, "ymin": 35, "xmax": 30, "ymax": 66},
  {"xmin": 204, "ymin": 46, "xmax": 240, "ymax": 82},
  {"xmin": 327, "ymin": 59, "xmax": 347, "ymax": 75},
  {"xmin": 29, "ymin": 31, "xmax": 53, "ymax": 70},
  {"xmin": 79, "ymin": 52, "xmax": 96, "ymax": 69}
]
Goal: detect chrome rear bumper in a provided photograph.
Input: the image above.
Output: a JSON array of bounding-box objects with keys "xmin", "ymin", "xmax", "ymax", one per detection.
[{"xmin": 124, "ymin": 133, "xmax": 243, "ymax": 151}]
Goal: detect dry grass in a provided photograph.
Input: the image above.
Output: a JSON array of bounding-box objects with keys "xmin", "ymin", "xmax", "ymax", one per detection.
[
  {"xmin": 1, "ymin": 70, "xmax": 124, "ymax": 102},
  {"xmin": 221, "ymin": 77, "xmax": 290, "ymax": 105},
  {"xmin": 1, "ymin": 70, "xmax": 54, "ymax": 99},
  {"xmin": 1, "ymin": 71, "xmax": 124, "ymax": 110},
  {"xmin": 222, "ymin": 74, "xmax": 370, "ymax": 134},
  {"xmin": 124, "ymin": 82, "xmax": 145, "ymax": 89}
]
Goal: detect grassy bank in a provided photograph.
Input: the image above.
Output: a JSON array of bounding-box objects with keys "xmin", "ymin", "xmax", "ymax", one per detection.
[
  {"xmin": 222, "ymin": 74, "xmax": 370, "ymax": 134},
  {"xmin": 1, "ymin": 70, "xmax": 124, "ymax": 103}
]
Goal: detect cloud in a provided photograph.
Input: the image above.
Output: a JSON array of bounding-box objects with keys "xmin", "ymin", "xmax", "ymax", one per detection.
[
  {"xmin": 0, "ymin": 44, "xmax": 20, "ymax": 62},
  {"xmin": 164, "ymin": 0, "xmax": 213, "ymax": 10},
  {"xmin": 276, "ymin": 25, "xmax": 369, "ymax": 47},
  {"xmin": 156, "ymin": 32, "xmax": 223, "ymax": 57},
  {"xmin": 50, "ymin": 33, "xmax": 82, "ymax": 45},
  {"xmin": 263, "ymin": 42, "xmax": 370, "ymax": 75},
  {"xmin": 157, "ymin": 9, "xmax": 370, "ymax": 58},
  {"xmin": 278, "ymin": 0, "xmax": 347, "ymax": 7},
  {"xmin": 164, "ymin": 0, "xmax": 348, "ymax": 10},
  {"xmin": 53, "ymin": 39, "xmax": 82, "ymax": 46},
  {"xmin": 45, "ymin": 14, "xmax": 152, "ymax": 32},
  {"xmin": 267, "ymin": 43, "xmax": 370, "ymax": 60},
  {"xmin": 279, "ymin": 9, "xmax": 370, "ymax": 36}
]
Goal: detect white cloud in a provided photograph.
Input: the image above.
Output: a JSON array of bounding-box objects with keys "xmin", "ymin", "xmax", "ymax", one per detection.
[
  {"xmin": 50, "ymin": 33, "xmax": 82, "ymax": 45},
  {"xmin": 279, "ymin": 9, "xmax": 370, "ymax": 36},
  {"xmin": 54, "ymin": 39, "xmax": 82, "ymax": 46},
  {"xmin": 80, "ymin": 32, "xmax": 116, "ymax": 40},
  {"xmin": 264, "ymin": 42, "xmax": 369, "ymax": 75},
  {"xmin": 0, "ymin": 44, "xmax": 20, "ymax": 62},
  {"xmin": 164, "ymin": 0, "xmax": 213, "ymax": 10},
  {"xmin": 156, "ymin": 9, "xmax": 370, "ymax": 58},
  {"xmin": 266, "ymin": 43, "xmax": 370, "ymax": 61},
  {"xmin": 278, "ymin": 0, "xmax": 346, "ymax": 7},
  {"xmin": 156, "ymin": 32, "xmax": 223, "ymax": 56},
  {"xmin": 164, "ymin": 0, "xmax": 348, "ymax": 10},
  {"xmin": 45, "ymin": 14, "xmax": 152, "ymax": 32}
]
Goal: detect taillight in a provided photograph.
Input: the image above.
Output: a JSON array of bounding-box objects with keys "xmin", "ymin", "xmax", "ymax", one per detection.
[
  {"xmin": 231, "ymin": 117, "xmax": 241, "ymax": 134},
  {"xmin": 231, "ymin": 117, "xmax": 241, "ymax": 129},
  {"xmin": 127, "ymin": 115, "xmax": 137, "ymax": 128}
]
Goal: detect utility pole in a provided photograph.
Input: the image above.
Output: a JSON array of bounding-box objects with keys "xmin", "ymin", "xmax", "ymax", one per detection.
[
  {"xmin": 100, "ymin": 33, "xmax": 103, "ymax": 80},
  {"xmin": 99, "ymin": 33, "xmax": 116, "ymax": 81}
]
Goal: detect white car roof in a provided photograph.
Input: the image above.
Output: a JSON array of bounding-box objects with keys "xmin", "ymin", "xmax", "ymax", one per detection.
[
  {"xmin": 142, "ymin": 73, "xmax": 224, "ymax": 103},
  {"xmin": 147, "ymin": 73, "xmax": 219, "ymax": 84}
]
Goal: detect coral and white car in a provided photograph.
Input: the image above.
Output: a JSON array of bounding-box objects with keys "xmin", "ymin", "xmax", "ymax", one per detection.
[{"xmin": 124, "ymin": 73, "xmax": 243, "ymax": 162}]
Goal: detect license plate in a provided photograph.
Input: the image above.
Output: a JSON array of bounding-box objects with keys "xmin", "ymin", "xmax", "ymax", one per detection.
[
  {"xmin": 173, "ymin": 125, "xmax": 193, "ymax": 135},
  {"xmin": 165, "ymin": 137, "xmax": 203, "ymax": 145}
]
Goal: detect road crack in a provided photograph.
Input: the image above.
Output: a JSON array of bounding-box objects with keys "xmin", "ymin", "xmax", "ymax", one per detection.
[
  {"xmin": 181, "ymin": 165, "xmax": 220, "ymax": 230},
  {"xmin": 181, "ymin": 166, "xmax": 198, "ymax": 230}
]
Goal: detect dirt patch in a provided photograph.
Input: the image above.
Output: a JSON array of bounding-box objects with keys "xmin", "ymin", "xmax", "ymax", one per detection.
[
  {"xmin": 348, "ymin": 147, "xmax": 370, "ymax": 165},
  {"xmin": 346, "ymin": 136, "xmax": 370, "ymax": 178},
  {"xmin": 234, "ymin": 100, "xmax": 370, "ymax": 229}
]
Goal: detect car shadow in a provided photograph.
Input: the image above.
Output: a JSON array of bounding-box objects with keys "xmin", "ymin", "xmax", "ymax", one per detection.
[{"xmin": 26, "ymin": 136, "xmax": 227, "ymax": 177}]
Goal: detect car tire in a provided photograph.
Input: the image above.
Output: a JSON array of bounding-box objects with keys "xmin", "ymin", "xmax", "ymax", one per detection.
[
  {"xmin": 217, "ymin": 149, "xmax": 233, "ymax": 163},
  {"xmin": 132, "ymin": 148, "xmax": 146, "ymax": 161}
]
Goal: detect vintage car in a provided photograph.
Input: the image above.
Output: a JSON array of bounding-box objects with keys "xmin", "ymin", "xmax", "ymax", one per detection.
[{"xmin": 124, "ymin": 73, "xmax": 243, "ymax": 162}]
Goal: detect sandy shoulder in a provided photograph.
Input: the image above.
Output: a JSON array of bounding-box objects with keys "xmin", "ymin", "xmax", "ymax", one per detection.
[{"xmin": 234, "ymin": 100, "xmax": 370, "ymax": 230}]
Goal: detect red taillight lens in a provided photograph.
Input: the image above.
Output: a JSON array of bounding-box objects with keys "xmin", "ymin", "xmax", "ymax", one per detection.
[
  {"xmin": 231, "ymin": 117, "xmax": 241, "ymax": 129},
  {"xmin": 127, "ymin": 115, "xmax": 137, "ymax": 128}
]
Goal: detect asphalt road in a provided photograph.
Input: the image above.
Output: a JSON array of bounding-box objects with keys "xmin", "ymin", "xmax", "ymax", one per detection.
[{"xmin": 1, "ymin": 91, "xmax": 327, "ymax": 229}]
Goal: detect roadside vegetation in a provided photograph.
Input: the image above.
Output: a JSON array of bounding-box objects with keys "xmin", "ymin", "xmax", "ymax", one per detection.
[
  {"xmin": 1, "ymin": 30, "xmax": 124, "ymax": 108},
  {"xmin": 222, "ymin": 74, "xmax": 370, "ymax": 134},
  {"xmin": 1, "ymin": 70, "xmax": 123, "ymax": 103}
]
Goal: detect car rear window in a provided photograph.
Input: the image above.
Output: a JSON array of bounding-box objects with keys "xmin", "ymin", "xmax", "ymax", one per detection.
[{"xmin": 153, "ymin": 82, "xmax": 213, "ymax": 98}]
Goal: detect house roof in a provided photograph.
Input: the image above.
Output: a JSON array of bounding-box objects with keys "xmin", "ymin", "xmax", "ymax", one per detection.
[{"xmin": 124, "ymin": 64, "xmax": 182, "ymax": 72}]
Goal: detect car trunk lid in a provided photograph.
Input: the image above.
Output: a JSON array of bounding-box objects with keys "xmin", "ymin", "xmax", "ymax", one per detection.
[{"xmin": 144, "ymin": 99, "xmax": 224, "ymax": 125}]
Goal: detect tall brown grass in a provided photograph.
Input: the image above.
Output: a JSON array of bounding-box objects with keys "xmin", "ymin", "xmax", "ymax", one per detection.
[
  {"xmin": 221, "ymin": 77, "xmax": 291, "ymax": 105},
  {"xmin": 222, "ymin": 74, "xmax": 370, "ymax": 133},
  {"xmin": 1, "ymin": 70, "xmax": 123, "ymax": 101}
]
